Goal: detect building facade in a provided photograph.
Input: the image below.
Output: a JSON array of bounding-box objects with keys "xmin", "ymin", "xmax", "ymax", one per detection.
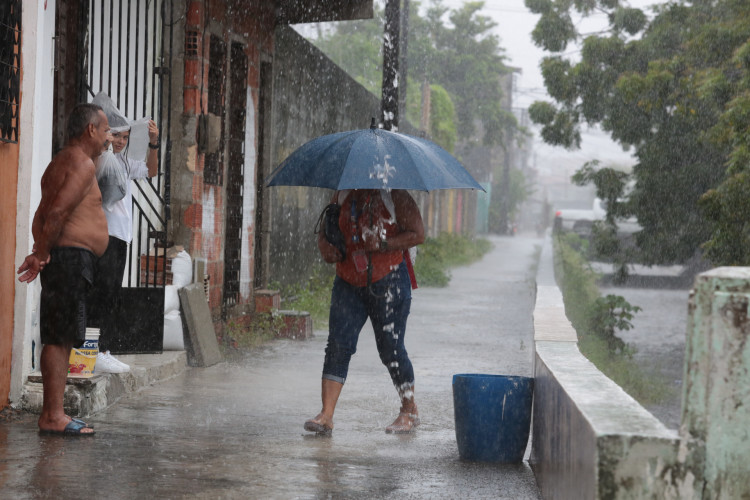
[{"xmin": 6, "ymin": 0, "xmax": 372, "ymax": 407}]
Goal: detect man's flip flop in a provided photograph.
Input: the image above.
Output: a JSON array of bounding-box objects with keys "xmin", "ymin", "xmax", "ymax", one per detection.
[
  {"xmin": 72, "ymin": 418, "xmax": 93, "ymax": 429},
  {"xmin": 39, "ymin": 419, "xmax": 96, "ymax": 436}
]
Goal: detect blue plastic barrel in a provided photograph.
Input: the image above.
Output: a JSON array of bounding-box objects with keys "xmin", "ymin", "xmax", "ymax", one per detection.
[{"xmin": 452, "ymin": 373, "xmax": 534, "ymax": 462}]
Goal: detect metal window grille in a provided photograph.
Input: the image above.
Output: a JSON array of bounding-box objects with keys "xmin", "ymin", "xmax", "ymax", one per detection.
[
  {"xmin": 0, "ymin": 0, "xmax": 21, "ymax": 144},
  {"xmin": 204, "ymin": 35, "xmax": 226, "ymax": 186}
]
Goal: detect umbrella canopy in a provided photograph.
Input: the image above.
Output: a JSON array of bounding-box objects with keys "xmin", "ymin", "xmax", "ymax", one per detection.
[{"xmin": 266, "ymin": 126, "xmax": 484, "ymax": 192}]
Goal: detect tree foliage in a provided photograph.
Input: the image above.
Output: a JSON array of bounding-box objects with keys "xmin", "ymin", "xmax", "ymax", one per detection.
[
  {"xmin": 489, "ymin": 168, "xmax": 532, "ymax": 233},
  {"xmin": 314, "ymin": 11, "xmax": 385, "ymax": 94},
  {"xmin": 526, "ymin": 0, "xmax": 750, "ymax": 265},
  {"xmin": 426, "ymin": 84, "xmax": 458, "ymax": 152},
  {"xmin": 572, "ymin": 161, "xmax": 633, "ymax": 281},
  {"xmin": 313, "ymin": 1, "xmax": 516, "ymax": 147}
]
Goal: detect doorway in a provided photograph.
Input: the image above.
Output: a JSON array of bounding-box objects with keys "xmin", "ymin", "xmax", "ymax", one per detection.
[
  {"xmin": 52, "ymin": 0, "xmax": 175, "ymax": 352},
  {"xmin": 253, "ymin": 61, "xmax": 273, "ymax": 290},
  {"xmin": 222, "ymin": 42, "xmax": 248, "ymax": 314}
]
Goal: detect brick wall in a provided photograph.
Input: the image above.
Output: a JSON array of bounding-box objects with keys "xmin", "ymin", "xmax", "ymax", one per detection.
[{"xmin": 178, "ymin": 0, "xmax": 274, "ymax": 316}]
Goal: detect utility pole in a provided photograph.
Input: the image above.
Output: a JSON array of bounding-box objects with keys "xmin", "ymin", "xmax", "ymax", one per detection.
[
  {"xmin": 398, "ymin": 0, "xmax": 410, "ymax": 121},
  {"xmin": 498, "ymin": 139, "xmax": 511, "ymax": 235},
  {"xmin": 381, "ymin": 0, "xmax": 400, "ymax": 131},
  {"xmin": 498, "ymin": 71, "xmax": 520, "ymax": 235},
  {"xmin": 420, "ymin": 81, "xmax": 438, "ymax": 237}
]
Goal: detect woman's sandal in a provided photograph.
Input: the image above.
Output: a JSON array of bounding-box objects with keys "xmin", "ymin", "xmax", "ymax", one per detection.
[
  {"xmin": 385, "ymin": 405, "xmax": 420, "ymax": 434},
  {"xmin": 304, "ymin": 414, "xmax": 333, "ymax": 435}
]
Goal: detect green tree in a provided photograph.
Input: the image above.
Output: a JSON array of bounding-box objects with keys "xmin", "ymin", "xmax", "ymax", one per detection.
[
  {"xmin": 313, "ymin": 1, "xmax": 518, "ymax": 147},
  {"xmin": 426, "ymin": 84, "xmax": 458, "ymax": 152},
  {"xmin": 413, "ymin": 1, "xmax": 516, "ymax": 145},
  {"xmin": 572, "ymin": 161, "xmax": 633, "ymax": 282},
  {"xmin": 315, "ymin": 12, "xmax": 385, "ymax": 94},
  {"xmin": 488, "ymin": 168, "xmax": 531, "ymax": 233},
  {"xmin": 526, "ymin": 0, "xmax": 750, "ymax": 265},
  {"xmin": 699, "ymin": 172, "xmax": 750, "ymax": 265}
]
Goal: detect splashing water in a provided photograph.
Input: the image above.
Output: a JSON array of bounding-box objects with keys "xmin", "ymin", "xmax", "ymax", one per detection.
[{"xmin": 396, "ymin": 382, "xmax": 414, "ymax": 399}]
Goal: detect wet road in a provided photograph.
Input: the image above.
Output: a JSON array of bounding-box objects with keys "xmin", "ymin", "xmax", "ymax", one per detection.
[
  {"xmin": 1, "ymin": 235, "xmax": 542, "ymax": 499},
  {"xmin": 600, "ymin": 285, "xmax": 690, "ymax": 430}
]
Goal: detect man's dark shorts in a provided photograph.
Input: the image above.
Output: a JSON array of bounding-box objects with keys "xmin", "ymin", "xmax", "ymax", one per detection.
[{"xmin": 40, "ymin": 247, "xmax": 97, "ymax": 348}]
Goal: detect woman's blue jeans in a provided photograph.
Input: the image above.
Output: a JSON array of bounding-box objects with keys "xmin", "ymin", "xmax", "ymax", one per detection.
[{"xmin": 323, "ymin": 263, "xmax": 414, "ymax": 391}]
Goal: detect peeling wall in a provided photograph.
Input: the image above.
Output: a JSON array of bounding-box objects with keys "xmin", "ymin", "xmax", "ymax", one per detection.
[
  {"xmin": 168, "ymin": 1, "xmax": 381, "ymax": 320},
  {"xmin": 681, "ymin": 268, "xmax": 750, "ymax": 499},
  {"xmin": 169, "ymin": 0, "xmax": 275, "ymax": 319}
]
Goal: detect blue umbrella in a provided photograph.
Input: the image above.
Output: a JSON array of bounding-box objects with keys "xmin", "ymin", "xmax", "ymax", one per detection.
[{"xmin": 266, "ymin": 124, "xmax": 484, "ymax": 192}]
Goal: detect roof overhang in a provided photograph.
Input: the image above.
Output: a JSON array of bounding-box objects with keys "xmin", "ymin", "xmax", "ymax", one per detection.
[{"xmin": 275, "ymin": 0, "xmax": 373, "ymax": 24}]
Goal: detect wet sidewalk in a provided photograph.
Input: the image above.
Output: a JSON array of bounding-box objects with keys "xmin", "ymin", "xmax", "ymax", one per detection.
[{"xmin": 1, "ymin": 235, "xmax": 543, "ymax": 499}]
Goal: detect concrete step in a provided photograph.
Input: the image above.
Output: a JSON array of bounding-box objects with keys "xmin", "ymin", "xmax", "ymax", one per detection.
[{"xmin": 20, "ymin": 351, "xmax": 188, "ymax": 418}]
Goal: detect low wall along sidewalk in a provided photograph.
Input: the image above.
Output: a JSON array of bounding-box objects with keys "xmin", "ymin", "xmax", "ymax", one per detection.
[{"xmin": 532, "ymin": 239, "xmax": 750, "ymax": 499}]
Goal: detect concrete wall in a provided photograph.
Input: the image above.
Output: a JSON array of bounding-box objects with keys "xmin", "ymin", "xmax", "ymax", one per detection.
[
  {"xmin": 680, "ymin": 268, "xmax": 750, "ymax": 499},
  {"xmin": 12, "ymin": 0, "xmax": 57, "ymax": 404},
  {"xmin": 0, "ymin": 136, "xmax": 18, "ymax": 405},
  {"xmin": 533, "ymin": 239, "xmax": 750, "ymax": 499},
  {"xmin": 267, "ymin": 26, "xmax": 418, "ymax": 287},
  {"xmin": 533, "ymin": 240, "xmax": 680, "ymax": 499},
  {"xmin": 0, "ymin": 0, "xmax": 21, "ymax": 404},
  {"xmin": 169, "ymin": 0, "xmax": 276, "ymax": 318}
]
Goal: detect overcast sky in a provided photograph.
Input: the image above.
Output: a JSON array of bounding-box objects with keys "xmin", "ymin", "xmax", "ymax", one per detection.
[
  {"xmin": 296, "ymin": 1, "xmax": 668, "ymax": 183},
  {"xmin": 436, "ymin": 0, "xmax": 664, "ymax": 107},
  {"xmin": 432, "ymin": 0, "xmax": 668, "ymax": 177}
]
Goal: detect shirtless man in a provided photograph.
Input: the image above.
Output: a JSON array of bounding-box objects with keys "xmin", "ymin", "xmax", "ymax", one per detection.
[{"xmin": 17, "ymin": 103, "xmax": 111, "ymax": 436}]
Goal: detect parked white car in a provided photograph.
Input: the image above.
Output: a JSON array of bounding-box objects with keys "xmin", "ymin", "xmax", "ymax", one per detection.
[
  {"xmin": 554, "ymin": 198, "xmax": 640, "ymax": 237},
  {"xmin": 553, "ymin": 199, "xmax": 601, "ymax": 235}
]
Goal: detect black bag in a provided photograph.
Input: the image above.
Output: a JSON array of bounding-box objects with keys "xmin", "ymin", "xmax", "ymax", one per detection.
[{"xmin": 315, "ymin": 203, "xmax": 346, "ymax": 258}]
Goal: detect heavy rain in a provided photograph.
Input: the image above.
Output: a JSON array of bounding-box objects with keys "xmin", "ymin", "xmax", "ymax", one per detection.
[{"xmin": 3, "ymin": 0, "xmax": 750, "ymax": 498}]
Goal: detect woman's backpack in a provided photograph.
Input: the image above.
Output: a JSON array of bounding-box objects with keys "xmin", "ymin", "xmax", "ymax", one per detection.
[{"xmin": 315, "ymin": 203, "xmax": 346, "ymax": 258}]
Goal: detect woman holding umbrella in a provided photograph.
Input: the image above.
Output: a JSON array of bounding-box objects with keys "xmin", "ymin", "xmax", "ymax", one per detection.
[
  {"xmin": 304, "ymin": 188, "xmax": 425, "ymax": 435},
  {"xmin": 265, "ymin": 122, "xmax": 481, "ymax": 434}
]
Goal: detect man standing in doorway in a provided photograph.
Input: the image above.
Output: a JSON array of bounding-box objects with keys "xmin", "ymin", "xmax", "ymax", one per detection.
[{"xmin": 17, "ymin": 103, "xmax": 111, "ymax": 435}]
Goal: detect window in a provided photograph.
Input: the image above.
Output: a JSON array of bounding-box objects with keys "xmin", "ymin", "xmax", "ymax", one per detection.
[
  {"xmin": 203, "ymin": 35, "xmax": 225, "ymax": 186},
  {"xmin": 0, "ymin": 0, "xmax": 21, "ymax": 144}
]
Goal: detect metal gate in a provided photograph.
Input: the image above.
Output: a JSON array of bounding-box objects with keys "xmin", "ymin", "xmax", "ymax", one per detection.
[
  {"xmin": 82, "ymin": 0, "xmax": 173, "ymax": 290},
  {"xmin": 78, "ymin": 0, "xmax": 174, "ymax": 352}
]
